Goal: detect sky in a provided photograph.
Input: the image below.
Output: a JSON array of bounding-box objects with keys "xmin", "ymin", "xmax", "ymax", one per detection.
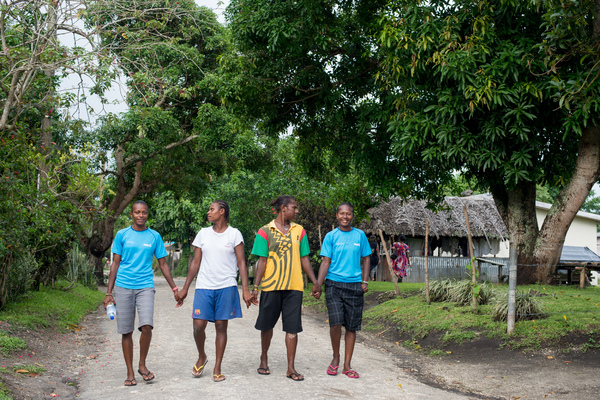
[{"xmin": 59, "ymin": 0, "xmax": 230, "ymax": 126}]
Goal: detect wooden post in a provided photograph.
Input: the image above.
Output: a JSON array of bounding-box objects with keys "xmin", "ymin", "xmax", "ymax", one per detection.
[
  {"xmin": 507, "ymin": 245, "xmax": 517, "ymax": 334},
  {"xmin": 378, "ymin": 229, "xmax": 400, "ymax": 295},
  {"xmin": 425, "ymin": 220, "xmax": 430, "ymax": 305},
  {"xmin": 463, "ymin": 205, "xmax": 477, "ymax": 312},
  {"xmin": 579, "ymin": 266, "xmax": 586, "ymax": 289}
]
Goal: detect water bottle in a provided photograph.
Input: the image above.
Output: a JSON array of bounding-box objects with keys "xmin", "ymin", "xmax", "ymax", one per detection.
[{"xmin": 106, "ymin": 303, "xmax": 116, "ymax": 320}]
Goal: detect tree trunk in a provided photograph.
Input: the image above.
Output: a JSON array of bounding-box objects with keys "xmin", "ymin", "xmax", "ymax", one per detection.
[
  {"xmin": 492, "ymin": 181, "xmax": 539, "ymax": 285},
  {"xmin": 492, "ymin": 125, "xmax": 600, "ymax": 284},
  {"xmin": 534, "ymin": 125, "xmax": 600, "ymax": 282}
]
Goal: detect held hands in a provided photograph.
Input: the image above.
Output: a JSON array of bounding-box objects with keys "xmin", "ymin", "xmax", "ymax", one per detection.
[
  {"xmin": 175, "ymin": 288, "xmax": 187, "ymax": 308},
  {"xmin": 242, "ymin": 290, "xmax": 255, "ymax": 308},
  {"xmin": 311, "ymin": 283, "xmax": 322, "ymax": 300}
]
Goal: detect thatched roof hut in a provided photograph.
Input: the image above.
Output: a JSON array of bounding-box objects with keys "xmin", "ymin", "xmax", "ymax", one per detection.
[{"xmin": 361, "ymin": 194, "xmax": 508, "ymax": 241}]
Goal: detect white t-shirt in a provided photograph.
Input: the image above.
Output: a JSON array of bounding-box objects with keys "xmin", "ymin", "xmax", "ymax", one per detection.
[{"xmin": 192, "ymin": 226, "xmax": 244, "ymax": 290}]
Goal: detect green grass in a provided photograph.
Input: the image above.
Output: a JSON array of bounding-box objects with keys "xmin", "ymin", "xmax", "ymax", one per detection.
[
  {"xmin": 0, "ymin": 381, "xmax": 12, "ymax": 400},
  {"xmin": 0, "ymin": 330, "xmax": 26, "ymax": 356},
  {"xmin": 307, "ymin": 280, "xmax": 600, "ymax": 353},
  {"xmin": 0, "ymin": 280, "xmax": 104, "ymax": 331}
]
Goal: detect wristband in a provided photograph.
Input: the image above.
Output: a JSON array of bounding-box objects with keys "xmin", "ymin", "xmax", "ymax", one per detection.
[
  {"xmin": 106, "ymin": 293, "xmax": 112, "ymax": 296},
  {"xmin": 172, "ymin": 287, "xmax": 179, "ymax": 292},
  {"xmin": 362, "ymin": 281, "xmax": 369, "ymax": 285}
]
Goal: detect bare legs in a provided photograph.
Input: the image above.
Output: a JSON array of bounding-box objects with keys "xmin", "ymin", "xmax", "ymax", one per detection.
[
  {"xmin": 258, "ymin": 329, "xmax": 303, "ymax": 379},
  {"xmin": 329, "ymin": 324, "xmax": 356, "ymax": 374},
  {"xmin": 193, "ymin": 319, "xmax": 228, "ymax": 377},
  {"xmin": 121, "ymin": 324, "xmax": 154, "ymax": 384}
]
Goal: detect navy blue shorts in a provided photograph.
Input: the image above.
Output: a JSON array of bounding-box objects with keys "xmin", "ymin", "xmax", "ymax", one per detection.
[
  {"xmin": 325, "ymin": 279, "xmax": 364, "ymax": 331},
  {"xmin": 255, "ymin": 290, "xmax": 303, "ymax": 333},
  {"xmin": 192, "ymin": 286, "xmax": 242, "ymax": 322}
]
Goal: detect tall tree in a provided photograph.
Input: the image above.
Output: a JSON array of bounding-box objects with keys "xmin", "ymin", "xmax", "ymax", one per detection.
[
  {"xmin": 377, "ymin": 0, "xmax": 599, "ymax": 283},
  {"xmin": 71, "ymin": 0, "xmax": 266, "ymax": 281},
  {"xmin": 227, "ymin": 0, "xmax": 600, "ymax": 284}
]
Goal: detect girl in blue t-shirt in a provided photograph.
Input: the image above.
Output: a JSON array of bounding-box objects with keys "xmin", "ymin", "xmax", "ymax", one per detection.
[
  {"xmin": 104, "ymin": 200, "xmax": 180, "ymax": 387},
  {"xmin": 317, "ymin": 202, "xmax": 371, "ymax": 379}
]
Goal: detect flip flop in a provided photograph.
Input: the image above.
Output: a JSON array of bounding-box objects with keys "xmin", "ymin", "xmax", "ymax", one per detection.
[
  {"xmin": 192, "ymin": 358, "xmax": 208, "ymax": 378},
  {"xmin": 257, "ymin": 367, "xmax": 270, "ymax": 375},
  {"xmin": 124, "ymin": 378, "xmax": 137, "ymax": 386},
  {"xmin": 286, "ymin": 372, "xmax": 304, "ymax": 381},
  {"xmin": 213, "ymin": 374, "xmax": 226, "ymax": 382},
  {"xmin": 342, "ymin": 369, "xmax": 359, "ymax": 379},
  {"xmin": 327, "ymin": 364, "xmax": 339, "ymax": 376},
  {"xmin": 137, "ymin": 369, "xmax": 155, "ymax": 382}
]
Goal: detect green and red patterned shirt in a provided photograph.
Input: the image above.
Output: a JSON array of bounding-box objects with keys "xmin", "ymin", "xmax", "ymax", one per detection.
[{"xmin": 251, "ymin": 220, "xmax": 310, "ymax": 291}]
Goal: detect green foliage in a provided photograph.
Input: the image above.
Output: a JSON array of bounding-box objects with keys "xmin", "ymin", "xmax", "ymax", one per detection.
[
  {"xmin": 426, "ymin": 279, "xmax": 492, "ymax": 305},
  {"xmin": 364, "ymin": 283, "xmax": 600, "ymax": 350},
  {"xmin": 12, "ymin": 364, "xmax": 46, "ymax": 375},
  {"xmin": 0, "ymin": 330, "xmax": 27, "ymax": 357},
  {"xmin": 448, "ymin": 280, "xmax": 492, "ymax": 306},
  {"xmin": 0, "ymin": 280, "xmax": 104, "ymax": 330},
  {"xmin": 0, "ymin": 381, "xmax": 11, "ymax": 400},
  {"xmin": 426, "ymin": 279, "xmax": 454, "ymax": 302},
  {"xmin": 490, "ymin": 291, "xmax": 547, "ymax": 322},
  {"xmin": 65, "ymin": 245, "xmax": 95, "ymax": 287}
]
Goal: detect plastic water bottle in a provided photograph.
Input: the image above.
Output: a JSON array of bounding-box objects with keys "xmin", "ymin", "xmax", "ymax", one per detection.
[{"xmin": 106, "ymin": 303, "xmax": 116, "ymax": 320}]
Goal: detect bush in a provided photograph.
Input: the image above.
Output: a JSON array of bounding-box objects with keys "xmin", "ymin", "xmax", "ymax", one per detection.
[
  {"xmin": 6, "ymin": 252, "xmax": 37, "ymax": 303},
  {"xmin": 426, "ymin": 279, "xmax": 454, "ymax": 302},
  {"xmin": 490, "ymin": 291, "xmax": 547, "ymax": 322},
  {"xmin": 449, "ymin": 280, "xmax": 493, "ymax": 306},
  {"xmin": 426, "ymin": 279, "xmax": 492, "ymax": 306},
  {"xmin": 66, "ymin": 245, "xmax": 95, "ymax": 287}
]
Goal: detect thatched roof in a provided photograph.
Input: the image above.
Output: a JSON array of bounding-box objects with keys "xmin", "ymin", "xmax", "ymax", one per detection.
[{"xmin": 361, "ymin": 194, "xmax": 508, "ymax": 240}]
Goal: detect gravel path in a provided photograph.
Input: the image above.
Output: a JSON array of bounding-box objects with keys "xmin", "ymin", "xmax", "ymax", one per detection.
[{"xmin": 76, "ymin": 279, "xmax": 475, "ymax": 400}]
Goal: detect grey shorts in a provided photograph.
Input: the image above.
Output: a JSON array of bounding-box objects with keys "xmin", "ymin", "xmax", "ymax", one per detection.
[{"xmin": 114, "ymin": 286, "xmax": 155, "ymax": 334}]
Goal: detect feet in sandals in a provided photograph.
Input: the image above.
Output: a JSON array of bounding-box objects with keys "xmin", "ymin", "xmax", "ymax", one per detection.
[
  {"xmin": 286, "ymin": 372, "xmax": 304, "ymax": 381},
  {"xmin": 137, "ymin": 368, "xmax": 155, "ymax": 382},
  {"xmin": 192, "ymin": 358, "xmax": 208, "ymax": 378}
]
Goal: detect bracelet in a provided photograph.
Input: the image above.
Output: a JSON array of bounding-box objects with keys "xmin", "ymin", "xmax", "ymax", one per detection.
[
  {"xmin": 106, "ymin": 293, "xmax": 112, "ymax": 296},
  {"xmin": 362, "ymin": 281, "xmax": 369, "ymax": 285},
  {"xmin": 172, "ymin": 287, "xmax": 179, "ymax": 292}
]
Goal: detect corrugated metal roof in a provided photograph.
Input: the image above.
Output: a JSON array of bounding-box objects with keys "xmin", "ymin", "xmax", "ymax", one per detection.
[{"xmin": 560, "ymin": 246, "xmax": 600, "ymax": 263}]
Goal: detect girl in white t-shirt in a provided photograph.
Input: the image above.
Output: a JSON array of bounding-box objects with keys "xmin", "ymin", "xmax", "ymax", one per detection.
[{"xmin": 177, "ymin": 200, "xmax": 254, "ymax": 382}]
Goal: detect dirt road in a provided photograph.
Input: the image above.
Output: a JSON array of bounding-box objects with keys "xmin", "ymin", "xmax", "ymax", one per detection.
[{"xmin": 76, "ymin": 279, "xmax": 476, "ymax": 400}]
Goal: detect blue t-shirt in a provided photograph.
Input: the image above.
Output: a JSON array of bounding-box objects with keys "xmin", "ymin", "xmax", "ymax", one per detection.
[
  {"xmin": 319, "ymin": 227, "xmax": 372, "ymax": 283},
  {"xmin": 112, "ymin": 226, "xmax": 168, "ymax": 289}
]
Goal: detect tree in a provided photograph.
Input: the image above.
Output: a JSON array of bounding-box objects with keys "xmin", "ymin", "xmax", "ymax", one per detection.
[
  {"xmin": 69, "ymin": 0, "xmax": 263, "ymax": 281},
  {"xmin": 377, "ymin": 0, "xmax": 600, "ymax": 283},
  {"xmin": 227, "ymin": 0, "xmax": 600, "ymax": 284}
]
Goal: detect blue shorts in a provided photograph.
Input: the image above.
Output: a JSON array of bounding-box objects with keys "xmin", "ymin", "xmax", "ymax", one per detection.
[{"xmin": 192, "ymin": 286, "xmax": 242, "ymax": 322}]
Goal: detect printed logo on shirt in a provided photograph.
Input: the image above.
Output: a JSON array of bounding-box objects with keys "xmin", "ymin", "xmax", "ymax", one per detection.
[
  {"xmin": 354, "ymin": 243, "xmax": 360, "ymax": 246},
  {"xmin": 126, "ymin": 240, "xmax": 135, "ymax": 244},
  {"xmin": 143, "ymin": 243, "xmax": 152, "ymax": 247}
]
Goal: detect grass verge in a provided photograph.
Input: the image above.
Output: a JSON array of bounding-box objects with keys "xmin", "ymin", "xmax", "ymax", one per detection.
[
  {"xmin": 0, "ymin": 280, "xmax": 104, "ymax": 331},
  {"xmin": 305, "ymin": 281, "xmax": 600, "ymax": 352}
]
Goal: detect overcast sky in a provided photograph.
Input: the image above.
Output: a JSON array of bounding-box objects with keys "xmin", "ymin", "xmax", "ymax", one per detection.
[{"xmin": 59, "ymin": 0, "xmax": 230, "ymax": 126}]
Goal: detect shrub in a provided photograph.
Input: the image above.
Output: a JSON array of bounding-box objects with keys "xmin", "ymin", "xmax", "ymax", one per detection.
[
  {"xmin": 426, "ymin": 279, "xmax": 454, "ymax": 302},
  {"xmin": 449, "ymin": 280, "xmax": 492, "ymax": 306},
  {"xmin": 490, "ymin": 291, "xmax": 547, "ymax": 322},
  {"xmin": 66, "ymin": 245, "xmax": 95, "ymax": 287}
]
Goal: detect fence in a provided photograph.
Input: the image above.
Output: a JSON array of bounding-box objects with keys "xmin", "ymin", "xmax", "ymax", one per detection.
[{"xmin": 404, "ymin": 256, "xmax": 509, "ymax": 284}]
